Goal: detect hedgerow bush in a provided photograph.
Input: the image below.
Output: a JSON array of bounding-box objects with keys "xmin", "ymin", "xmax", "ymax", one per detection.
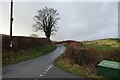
[
  {"xmin": 2, "ymin": 35, "xmax": 51, "ymax": 52},
  {"xmin": 103, "ymin": 49, "xmax": 120, "ymax": 62},
  {"xmin": 64, "ymin": 43, "xmax": 120, "ymax": 69},
  {"xmin": 73, "ymin": 48, "xmax": 99, "ymax": 66},
  {"xmin": 64, "ymin": 43, "xmax": 83, "ymax": 59}
]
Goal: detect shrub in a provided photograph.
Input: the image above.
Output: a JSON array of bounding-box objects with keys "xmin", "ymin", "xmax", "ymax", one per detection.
[
  {"xmin": 64, "ymin": 43, "xmax": 83, "ymax": 59},
  {"xmin": 2, "ymin": 35, "xmax": 51, "ymax": 52},
  {"xmin": 64, "ymin": 40, "xmax": 120, "ymax": 72},
  {"xmin": 103, "ymin": 49, "xmax": 120, "ymax": 62},
  {"xmin": 73, "ymin": 48, "xmax": 99, "ymax": 67},
  {"xmin": 64, "ymin": 43, "xmax": 100, "ymax": 68}
]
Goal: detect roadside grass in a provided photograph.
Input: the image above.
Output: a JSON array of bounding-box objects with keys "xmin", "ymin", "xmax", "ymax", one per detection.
[
  {"xmin": 3, "ymin": 44, "xmax": 56, "ymax": 67},
  {"xmin": 54, "ymin": 54, "xmax": 104, "ymax": 79}
]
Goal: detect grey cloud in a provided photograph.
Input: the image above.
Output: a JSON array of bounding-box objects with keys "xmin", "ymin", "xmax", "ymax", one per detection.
[{"xmin": 1, "ymin": 2, "xmax": 118, "ymax": 41}]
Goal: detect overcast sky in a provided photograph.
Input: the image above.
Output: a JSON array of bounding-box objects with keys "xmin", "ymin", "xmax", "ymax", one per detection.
[{"xmin": 0, "ymin": 1, "xmax": 118, "ymax": 41}]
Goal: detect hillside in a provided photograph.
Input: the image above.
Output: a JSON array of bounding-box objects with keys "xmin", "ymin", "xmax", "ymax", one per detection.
[{"xmin": 83, "ymin": 38, "xmax": 120, "ymax": 48}]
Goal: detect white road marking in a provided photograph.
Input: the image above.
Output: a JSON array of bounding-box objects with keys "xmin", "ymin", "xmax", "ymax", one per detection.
[
  {"xmin": 35, "ymin": 64, "xmax": 54, "ymax": 80},
  {"xmin": 47, "ymin": 67, "xmax": 50, "ymax": 70},
  {"xmin": 46, "ymin": 69, "xmax": 48, "ymax": 72},
  {"xmin": 40, "ymin": 75, "xmax": 43, "ymax": 77},
  {"xmin": 49, "ymin": 65, "xmax": 52, "ymax": 68}
]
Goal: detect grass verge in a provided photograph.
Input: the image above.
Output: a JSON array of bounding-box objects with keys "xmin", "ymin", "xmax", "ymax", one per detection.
[
  {"xmin": 3, "ymin": 44, "xmax": 56, "ymax": 67},
  {"xmin": 54, "ymin": 54, "xmax": 103, "ymax": 78}
]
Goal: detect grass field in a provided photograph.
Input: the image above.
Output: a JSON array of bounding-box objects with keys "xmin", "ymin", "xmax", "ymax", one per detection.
[
  {"xmin": 3, "ymin": 44, "xmax": 56, "ymax": 67},
  {"xmin": 83, "ymin": 38, "xmax": 120, "ymax": 51},
  {"xmin": 83, "ymin": 44, "xmax": 117, "ymax": 51},
  {"xmin": 83, "ymin": 38, "xmax": 120, "ymax": 48}
]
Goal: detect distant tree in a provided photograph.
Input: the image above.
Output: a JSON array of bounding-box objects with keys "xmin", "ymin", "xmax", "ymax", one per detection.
[
  {"xmin": 30, "ymin": 33, "xmax": 39, "ymax": 38},
  {"xmin": 33, "ymin": 7, "xmax": 60, "ymax": 39}
]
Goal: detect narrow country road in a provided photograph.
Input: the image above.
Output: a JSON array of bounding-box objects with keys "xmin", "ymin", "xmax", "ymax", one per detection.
[{"xmin": 2, "ymin": 44, "xmax": 83, "ymax": 79}]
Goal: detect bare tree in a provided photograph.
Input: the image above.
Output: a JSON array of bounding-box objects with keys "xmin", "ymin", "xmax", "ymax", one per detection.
[{"xmin": 33, "ymin": 7, "xmax": 60, "ymax": 39}]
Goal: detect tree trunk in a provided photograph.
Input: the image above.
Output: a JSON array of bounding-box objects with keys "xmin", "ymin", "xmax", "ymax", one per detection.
[
  {"xmin": 45, "ymin": 33, "xmax": 50, "ymax": 39},
  {"xmin": 46, "ymin": 35, "xmax": 50, "ymax": 39}
]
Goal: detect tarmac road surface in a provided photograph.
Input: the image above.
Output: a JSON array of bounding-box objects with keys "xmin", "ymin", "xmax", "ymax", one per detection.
[{"xmin": 2, "ymin": 44, "xmax": 83, "ymax": 79}]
